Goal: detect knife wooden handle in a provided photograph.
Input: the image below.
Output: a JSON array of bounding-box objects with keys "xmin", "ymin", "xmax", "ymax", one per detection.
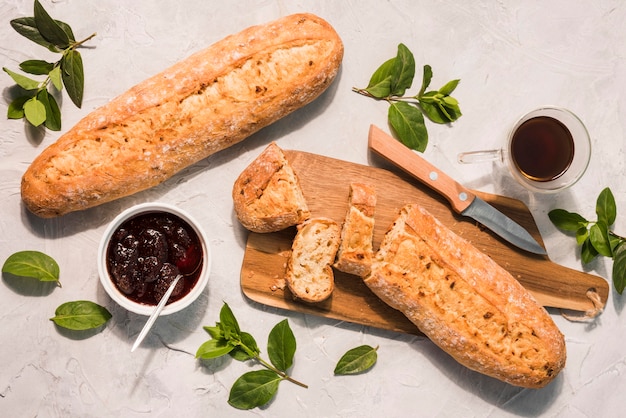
[{"xmin": 367, "ymin": 125, "xmax": 475, "ymax": 214}]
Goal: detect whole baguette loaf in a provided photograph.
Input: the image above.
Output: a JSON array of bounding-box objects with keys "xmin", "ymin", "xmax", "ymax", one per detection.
[
  {"xmin": 364, "ymin": 204, "xmax": 566, "ymax": 388},
  {"xmin": 21, "ymin": 13, "xmax": 344, "ymax": 217},
  {"xmin": 286, "ymin": 217, "xmax": 340, "ymax": 303},
  {"xmin": 232, "ymin": 142, "xmax": 310, "ymax": 233}
]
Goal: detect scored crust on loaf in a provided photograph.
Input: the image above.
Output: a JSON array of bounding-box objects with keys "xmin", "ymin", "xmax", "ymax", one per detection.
[
  {"xmin": 363, "ymin": 204, "xmax": 566, "ymax": 388},
  {"xmin": 285, "ymin": 217, "xmax": 341, "ymax": 303},
  {"xmin": 334, "ymin": 183, "xmax": 376, "ymax": 277},
  {"xmin": 21, "ymin": 13, "xmax": 343, "ymax": 217},
  {"xmin": 232, "ymin": 142, "xmax": 310, "ymax": 233}
]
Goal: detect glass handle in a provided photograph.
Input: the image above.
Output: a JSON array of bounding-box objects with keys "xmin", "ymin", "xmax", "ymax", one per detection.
[{"xmin": 457, "ymin": 149, "xmax": 503, "ymax": 164}]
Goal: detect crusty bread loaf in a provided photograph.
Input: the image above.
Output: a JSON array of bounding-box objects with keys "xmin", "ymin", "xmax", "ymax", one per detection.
[
  {"xmin": 334, "ymin": 183, "xmax": 376, "ymax": 277},
  {"xmin": 364, "ymin": 204, "xmax": 566, "ymax": 388},
  {"xmin": 285, "ymin": 217, "xmax": 340, "ymax": 303},
  {"xmin": 21, "ymin": 13, "xmax": 344, "ymax": 217},
  {"xmin": 232, "ymin": 142, "xmax": 310, "ymax": 233}
]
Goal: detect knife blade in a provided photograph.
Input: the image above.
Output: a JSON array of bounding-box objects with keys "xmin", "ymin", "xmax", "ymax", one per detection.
[{"xmin": 367, "ymin": 125, "xmax": 547, "ymax": 255}]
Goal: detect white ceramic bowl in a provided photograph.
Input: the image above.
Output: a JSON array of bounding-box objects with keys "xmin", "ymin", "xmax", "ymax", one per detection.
[{"xmin": 97, "ymin": 202, "xmax": 211, "ymax": 316}]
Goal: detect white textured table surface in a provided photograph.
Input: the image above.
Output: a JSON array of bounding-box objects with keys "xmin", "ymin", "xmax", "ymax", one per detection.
[{"xmin": 2, "ymin": 1, "xmax": 626, "ymax": 417}]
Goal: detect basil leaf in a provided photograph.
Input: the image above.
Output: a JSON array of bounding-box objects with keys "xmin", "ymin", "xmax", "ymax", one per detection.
[
  {"xmin": 388, "ymin": 101, "xmax": 428, "ymax": 152},
  {"xmin": 49, "ymin": 65, "xmax": 63, "ymax": 90},
  {"xmin": 267, "ymin": 319, "xmax": 296, "ymax": 372},
  {"xmin": 34, "ymin": 0, "xmax": 70, "ymax": 50},
  {"xmin": 20, "ymin": 59, "xmax": 54, "ymax": 75},
  {"xmin": 228, "ymin": 370, "xmax": 282, "ymax": 410},
  {"xmin": 50, "ymin": 300, "xmax": 111, "ymax": 331},
  {"xmin": 418, "ymin": 64, "xmax": 433, "ymax": 96},
  {"xmin": 60, "ymin": 49, "xmax": 84, "ymax": 108},
  {"xmin": 596, "ymin": 187, "xmax": 617, "ymax": 226},
  {"xmin": 229, "ymin": 331, "xmax": 260, "ymax": 361},
  {"xmin": 196, "ymin": 338, "xmax": 234, "ymax": 359},
  {"xmin": 23, "ymin": 96, "xmax": 47, "ymax": 127},
  {"xmin": 590, "ymin": 221, "xmax": 613, "ymax": 257},
  {"xmin": 7, "ymin": 95, "xmax": 31, "ymax": 119},
  {"xmin": 439, "ymin": 79, "xmax": 460, "ymax": 96},
  {"xmin": 366, "ymin": 57, "xmax": 395, "ymax": 98},
  {"xmin": 2, "ymin": 250, "xmax": 60, "ymax": 283},
  {"xmin": 576, "ymin": 226, "xmax": 589, "ymax": 245},
  {"xmin": 38, "ymin": 89, "xmax": 61, "ymax": 131},
  {"xmin": 612, "ymin": 242, "xmax": 626, "ymax": 294},
  {"xmin": 219, "ymin": 302, "xmax": 241, "ymax": 340},
  {"xmin": 203, "ymin": 324, "xmax": 224, "ymax": 339},
  {"xmin": 581, "ymin": 238, "xmax": 599, "ymax": 264},
  {"xmin": 3, "ymin": 67, "xmax": 41, "ymax": 90},
  {"xmin": 334, "ymin": 345, "xmax": 378, "ymax": 375},
  {"xmin": 549, "ymin": 209, "xmax": 588, "ymax": 232},
  {"xmin": 389, "ymin": 43, "xmax": 415, "ymax": 96}
]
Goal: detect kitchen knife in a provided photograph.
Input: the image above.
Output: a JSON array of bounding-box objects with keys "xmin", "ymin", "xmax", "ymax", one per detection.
[{"xmin": 367, "ymin": 125, "xmax": 547, "ymax": 256}]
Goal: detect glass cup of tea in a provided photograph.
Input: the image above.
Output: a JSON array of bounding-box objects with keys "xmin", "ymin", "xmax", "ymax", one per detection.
[{"xmin": 458, "ymin": 106, "xmax": 591, "ymax": 193}]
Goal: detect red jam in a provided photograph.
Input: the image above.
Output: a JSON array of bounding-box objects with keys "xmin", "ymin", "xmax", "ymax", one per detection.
[{"xmin": 106, "ymin": 211, "xmax": 203, "ymax": 306}]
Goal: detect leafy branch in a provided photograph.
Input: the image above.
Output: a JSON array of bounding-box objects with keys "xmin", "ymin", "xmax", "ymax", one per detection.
[
  {"xmin": 549, "ymin": 187, "xmax": 626, "ymax": 293},
  {"xmin": 352, "ymin": 43, "xmax": 462, "ymax": 152},
  {"xmin": 3, "ymin": 0, "xmax": 96, "ymax": 131}
]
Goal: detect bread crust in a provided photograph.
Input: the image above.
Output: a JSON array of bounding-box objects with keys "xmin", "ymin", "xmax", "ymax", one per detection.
[
  {"xmin": 232, "ymin": 142, "xmax": 310, "ymax": 233},
  {"xmin": 364, "ymin": 204, "xmax": 566, "ymax": 388},
  {"xmin": 334, "ymin": 183, "xmax": 376, "ymax": 277},
  {"xmin": 21, "ymin": 13, "xmax": 344, "ymax": 217},
  {"xmin": 285, "ymin": 217, "xmax": 340, "ymax": 303}
]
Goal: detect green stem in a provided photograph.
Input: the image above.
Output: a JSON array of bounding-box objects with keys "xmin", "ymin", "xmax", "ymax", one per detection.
[
  {"xmin": 71, "ymin": 33, "xmax": 97, "ymax": 50},
  {"xmin": 255, "ymin": 356, "xmax": 308, "ymax": 389}
]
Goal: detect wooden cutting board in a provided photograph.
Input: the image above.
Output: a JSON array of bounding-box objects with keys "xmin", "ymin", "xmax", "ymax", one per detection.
[{"xmin": 240, "ymin": 150, "xmax": 609, "ymax": 335}]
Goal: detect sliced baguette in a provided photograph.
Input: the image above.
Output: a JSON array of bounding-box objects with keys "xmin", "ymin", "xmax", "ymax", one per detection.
[
  {"xmin": 364, "ymin": 204, "xmax": 566, "ymax": 388},
  {"xmin": 285, "ymin": 217, "xmax": 341, "ymax": 303},
  {"xmin": 21, "ymin": 13, "xmax": 343, "ymax": 217},
  {"xmin": 334, "ymin": 183, "xmax": 376, "ymax": 277},
  {"xmin": 232, "ymin": 142, "xmax": 310, "ymax": 233}
]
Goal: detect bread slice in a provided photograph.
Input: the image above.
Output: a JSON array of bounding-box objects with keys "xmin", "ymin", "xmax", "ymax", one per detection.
[
  {"xmin": 334, "ymin": 183, "xmax": 376, "ymax": 277},
  {"xmin": 232, "ymin": 142, "xmax": 310, "ymax": 233},
  {"xmin": 21, "ymin": 13, "xmax": 343, "ymax": 217},
  {"xmin": 364, "ymin": 204, "xmax": 566, "ymax": 388},
  {"xmin": 285, "ymin": 217, "xmax": 341, "ymax": 303}
]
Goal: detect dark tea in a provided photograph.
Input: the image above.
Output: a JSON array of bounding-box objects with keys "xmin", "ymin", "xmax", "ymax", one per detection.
[{"xmin": 510, "ymin": 116, "xmax": 574, "ymax": 182}]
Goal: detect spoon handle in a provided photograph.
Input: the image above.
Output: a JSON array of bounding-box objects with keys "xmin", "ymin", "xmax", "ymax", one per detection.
[{"xmin": 131, "ymin": 274, "xmax": 182, "ymax": 352}]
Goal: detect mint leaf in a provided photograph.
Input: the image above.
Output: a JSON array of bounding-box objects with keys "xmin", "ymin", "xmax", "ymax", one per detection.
[
  {"xmin": 388, "ymin": 101, "xmax": 428, "ymax": 152},
  {"xmin": 228, "ymin": 370, "xmax": 282, "ymax": 410},
  {"xmin": 267, "ymin": 319, "xmax": 296, "ymax": 372},
  {"xmin": 334, "ymin": 345, "xmax": 378, "ymax": 375}
]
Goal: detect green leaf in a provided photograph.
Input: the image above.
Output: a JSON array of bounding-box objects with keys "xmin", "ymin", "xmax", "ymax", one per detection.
[
  {"xmin": 49, "ymin": 65, "xmax": 63, "ymax": 91},
  {"xmin": 7, "ymin": 95, "xmax": 32, "ymax": 119},
  {"xmin": 228, "ymin": 370, "xmax": 282, "ymax": 410},
  {"xmin": 549, "ymin": 209, "xmax": 588, "ymax": 232},
  {"xmin": 3, "ymin": 67, "xmax": 41, "ymax": 90},
  {"xmin": 196, "ymin": 338, "xmax": 234, "ymax": 359},
  {"xmin": 612, "ymin": 242, "xmax": 626, "ymax": 294},
  {"xmin": 34, "ymin": 0, "xmax": 70, "ymax": 49},
  {"xmin": 2, "ymin": 250, "xmax": 60, "ymax": 283},
  {"xmin": 418, "ymin": 64, "xmax": 433, "ymax": 96},
  {"xmin": 38, "ymin": 89, "xmax": 61, "ymax": 131},
  {"xmin": 365, "ymin": 58, "xmax": 395, "ymax": 98},
  {"xmin": 576, "ymin": 226, "xmax": 589, "ymax": 245},
  {"xmin": 219, "ymin": 302, "xmax": 241, "ymax": 340},
  {"xmin": 596, "ymin": 187, "xmax": 617, "ymax": 226},
  {"xmin": 11, "ymin": 17, "xmax": 57, "ymax": 51},
  {"xmin": 388, "ymin": 101, "xmax": 428, "ymax": 152},
  {"xmin": 267, "ymin": 319, "xmax": 296, "ymax": 372},
  {"xmin": 203, "ymin": 324, "xmax": 224, "ymax": 339},
  {"xmin": 389, "ymin": 43, "xmax": 415, "ymax": 96},
  {"xmin": 581, "ymin": 238, "xmax": 599, "ymax": 264},
  {"xmin": 334, "ymin": 345, "xmax": 378, "ymax": 375},
  {"xmin": 230, "ymin": 331, "xmax": 260, "ymax": 361},
  {"xmin": 23, "ymin": 96, "xmax": 47, "ymax": 127},
  {"xmin": 439, "ymin": 79, "xmax": 460, "ymax": 96},
  {"xmin": 60, "ymin": 49, "xmax": 84, "ymax": 108},
  {"xmin": 50, "ymin": 300, "xmax": 111, "ymax": 331},
  {"xmin": 19, "ymin": 59, "xmax": 54, "ymax": 75},
  {"xmin": 589, "ymin": 221, "xmax": 613, "ymax": 257}
]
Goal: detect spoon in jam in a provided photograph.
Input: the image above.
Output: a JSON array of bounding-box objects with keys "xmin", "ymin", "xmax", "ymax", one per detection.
[{"xmin": 130, "ymin": 244, "xmax": 202, "ymax": 352}]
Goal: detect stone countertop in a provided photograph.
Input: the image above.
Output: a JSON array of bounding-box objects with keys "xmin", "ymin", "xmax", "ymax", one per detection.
[{"xmin": 1, "ymin": 1, "xmax": 625, "ymax": 416}]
